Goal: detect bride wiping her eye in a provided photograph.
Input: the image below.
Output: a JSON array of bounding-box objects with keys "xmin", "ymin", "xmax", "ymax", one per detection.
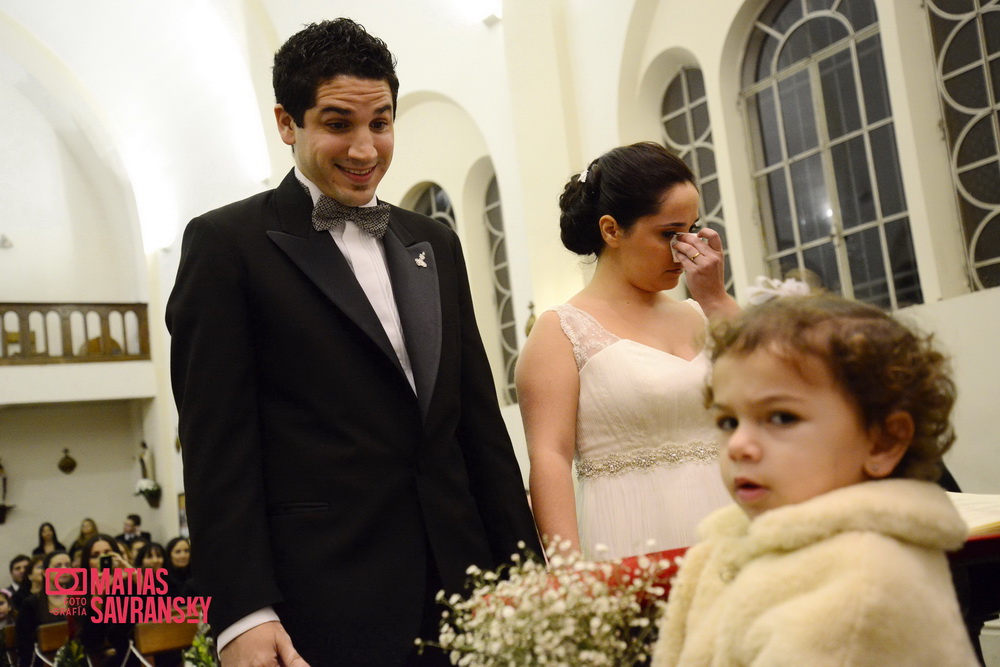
[{"xmin": 516, "ymin": 141, "xmax": 740, "ymax": 561}]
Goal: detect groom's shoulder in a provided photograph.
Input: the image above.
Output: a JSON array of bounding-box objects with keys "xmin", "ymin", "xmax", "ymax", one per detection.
[{"xmin": 197, "ymin": 187, "xmax": 279, "ymax": 224}]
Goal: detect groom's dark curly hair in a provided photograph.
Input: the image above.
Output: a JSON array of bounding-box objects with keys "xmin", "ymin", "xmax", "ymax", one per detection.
[{"xmin": 272, "ymin": 18, "xmax": 399, "ymax": 127}]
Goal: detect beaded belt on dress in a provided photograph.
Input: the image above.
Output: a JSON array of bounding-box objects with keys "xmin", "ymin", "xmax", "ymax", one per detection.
[{"xmin": 575, "ymin": 440, "xmax": 719, "ymax": 479}]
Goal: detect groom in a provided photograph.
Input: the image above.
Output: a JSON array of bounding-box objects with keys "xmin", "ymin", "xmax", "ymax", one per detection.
[{"xmin": 166, "ymin": 18, "xmax": 539, "ymax": 666}]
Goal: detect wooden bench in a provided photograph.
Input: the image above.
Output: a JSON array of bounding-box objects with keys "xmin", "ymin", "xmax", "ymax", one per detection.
[
  {"xmin": 33, "ymin": 621, "xmax": 69, "ymax": 666},
  {"xmin": 3, "ymin": 625, "xmax": 16, "ymax": 666},
  {"xmin": 127, "ymin": 622, "xmax": 198, "ymax": 666}
]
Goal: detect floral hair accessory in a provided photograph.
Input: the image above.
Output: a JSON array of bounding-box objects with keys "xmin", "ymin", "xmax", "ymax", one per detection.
[
  {"xmin": 579, "ymin": 167, "xmax": 589, "ymax": 183},
  {"xmin": 745, "ymin": 275, "xmax": 811, "ymax": 305}
]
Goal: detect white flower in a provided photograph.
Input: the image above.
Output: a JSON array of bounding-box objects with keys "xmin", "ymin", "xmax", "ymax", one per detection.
[
  {"xmin": 415, "ymin": 252, "xmax": 428, "ymax": 267},
  {"xmin": 745, "ymin": 275, "xmax": 812, "ymax": 305},
  {"xmin": 135, "ymin": 478, "xmax": 159, "ymax": 492},
  {"xmin": 134, "ymin": 478, "xmax": 161, "ymax": 498}
]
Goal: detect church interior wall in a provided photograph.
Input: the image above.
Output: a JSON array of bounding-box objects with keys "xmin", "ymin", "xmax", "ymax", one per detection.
[{"xmin": 0, "ymin": 400, "xmax": 152, "ymax": 563}]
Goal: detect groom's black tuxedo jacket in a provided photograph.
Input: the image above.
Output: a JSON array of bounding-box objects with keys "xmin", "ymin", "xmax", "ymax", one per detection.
[{"xmin": 166, "ymin": 170, "xmax": 540, "ymax": 664}]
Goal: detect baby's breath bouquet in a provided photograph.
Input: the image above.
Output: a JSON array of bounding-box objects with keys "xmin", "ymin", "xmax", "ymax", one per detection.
[{"xmin": 418, "ymin": 539, "xmax": 678, "ymax": 666}]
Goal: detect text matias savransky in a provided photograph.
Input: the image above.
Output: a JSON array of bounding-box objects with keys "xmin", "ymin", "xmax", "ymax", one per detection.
[{"xmin": 48, "ymin": 567, "xmax": 211, "ymax": 624}]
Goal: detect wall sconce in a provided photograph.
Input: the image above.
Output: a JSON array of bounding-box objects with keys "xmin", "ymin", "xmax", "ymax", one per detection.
[{"xmin": 58, "ymin": 448, "xmax": 77, "ymax": 474}]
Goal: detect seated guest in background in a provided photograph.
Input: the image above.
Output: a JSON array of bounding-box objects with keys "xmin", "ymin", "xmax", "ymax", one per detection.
[
  {"xmin": 128, "ymin": 538, "xmax": 149, "ymax": 562},
  {"xmin": 163, "ymin": 537, "xmax": 192, "ymax": 596},
  {"xmin": 31, "ymin": 522, "xmax": 66, "ymax": 557},
  {"xmin": 0, "ymin": 590, "xmax": 15, "ymax": 628},
  {"xmin": 76, "ymin": 535, "xmax": 138, "ymax": 667},
  {"xmin": 10, "ymin": 556, "xmax": 44, "ymax": 612},
  {"xmin": 115, "ymin": 539, "xmax": 132, "ymax": 563},
  {"xmin": 15, "ymin": 551, "xmax": 71, "ymax": 667},
  {"xmin": 1, "ymin": 555, "xmax": 29, "ymax": 600},
  {"xmin": 132, "ymin": 542, "xmax": 182, "ymax": 667},
  {"xmin": 69, "ymin": 518, "xmax": 99, "ymax": 561},
  {"xmin": 133, "ymin": 543, "xmax": 165, "ymax": 573},
  {"xmin": 114, "ymin": 514, "xmax": 151, "ymax": 547}
]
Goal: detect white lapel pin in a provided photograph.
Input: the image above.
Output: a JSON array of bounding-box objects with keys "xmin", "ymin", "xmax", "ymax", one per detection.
[{"xmin": 415, "ymin": 252, "xmax": 427, "ymax": 268}]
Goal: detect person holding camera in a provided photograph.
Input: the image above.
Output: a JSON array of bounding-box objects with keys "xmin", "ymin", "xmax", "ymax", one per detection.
[{"xmin": 76, "ymin": 534, "xmax": 139, "ymax": 666}]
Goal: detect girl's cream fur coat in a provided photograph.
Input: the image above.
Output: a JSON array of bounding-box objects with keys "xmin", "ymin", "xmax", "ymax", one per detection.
[{"xmin": 653, "ymin": 479, "xmax": 979, "ymax": 666}]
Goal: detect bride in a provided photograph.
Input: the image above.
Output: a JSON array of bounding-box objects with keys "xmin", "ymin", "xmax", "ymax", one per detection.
[{"xmin": 516, "ymin": 142, "xmax": 738, "ymax": 560}]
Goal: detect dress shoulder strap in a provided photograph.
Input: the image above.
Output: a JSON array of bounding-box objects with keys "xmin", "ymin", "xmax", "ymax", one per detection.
[
  {"xmin": 550, "ymin": 304, "xmax": 620, "ymax": 371},
  {"xmin": 684, "ymin": 298, "xmax": 709, "ymax": 324}
]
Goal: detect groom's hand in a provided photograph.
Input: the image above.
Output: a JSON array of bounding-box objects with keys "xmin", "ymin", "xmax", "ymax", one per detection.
[{"xmin": 220, "ymin": 621, "xmax": 311, "ymax": 667}]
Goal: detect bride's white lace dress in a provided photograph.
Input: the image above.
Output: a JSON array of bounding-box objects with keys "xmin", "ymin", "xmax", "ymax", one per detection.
[{"xmin": 553, "ymin": 301, "xmax": 732, "ymax": 561}]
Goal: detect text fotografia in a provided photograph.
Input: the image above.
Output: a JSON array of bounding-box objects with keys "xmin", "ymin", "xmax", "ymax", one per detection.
[{"xmin": 45, "ymin": 568, "xmax": 211, "ymax": 624}]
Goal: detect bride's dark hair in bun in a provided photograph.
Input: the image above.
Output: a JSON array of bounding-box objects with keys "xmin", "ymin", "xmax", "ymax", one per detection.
[{"xmin": 559, "ymin": 142, "xmax": 696, "ymax": 256}]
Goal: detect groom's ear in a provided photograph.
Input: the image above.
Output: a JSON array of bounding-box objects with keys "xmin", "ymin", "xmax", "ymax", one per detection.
[
  {"xmin": 864, "ymin": 410, "xmax": 914, "ymax": 478},
  {"xmin": 599, "ymin": 215, "xmax": 622, "ymax": 248},
  {"xmin": 275, "ymin": 105, "xmax": 297, "ymax": 147}
]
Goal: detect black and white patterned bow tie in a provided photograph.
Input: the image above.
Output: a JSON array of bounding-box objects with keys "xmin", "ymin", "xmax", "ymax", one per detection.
[{"xmin": 312, "ymin": 194, "xmax": 391, "ymax": 239}]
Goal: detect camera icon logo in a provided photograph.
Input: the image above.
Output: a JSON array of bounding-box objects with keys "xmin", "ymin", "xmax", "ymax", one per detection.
[{"xmin": 45, "ymin": 568, "xmax": 87, "ymax": 595}]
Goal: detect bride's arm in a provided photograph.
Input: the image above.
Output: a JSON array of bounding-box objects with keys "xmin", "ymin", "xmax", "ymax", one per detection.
[{"xmin": 515, "ymin": 311, "xmax": 582, "ymax": 555}]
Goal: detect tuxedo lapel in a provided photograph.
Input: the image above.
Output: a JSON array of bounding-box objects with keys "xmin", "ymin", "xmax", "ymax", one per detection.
[
  {"xmin": 265, "ymin": 172, "xmax": 403, "ymax": 376},
  {"xmin": 267, "ymin": 230, "xmax": 403, "ymax": 373},
  {"xmin": 383, "ymin": 217, "xmax": 441, "ymax": 417}
]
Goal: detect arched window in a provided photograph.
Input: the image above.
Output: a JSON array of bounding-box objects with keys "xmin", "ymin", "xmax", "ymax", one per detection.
[
  {"xmin": 661, "ymin": 66, "xmax": 733, "ymax": 294},
  {"xmin": 926, "ymin": 0, "xmax": 1000, "ymax": 290},
  {"xmin": 411, "ymin": 184, "xmax": 457, "ymax": 229},
  {"xmin": 741, "ymin": 0, "xmax": 921, "ymax": 309},
  {"xmin": 483, "ymin": 177, "xmax": 518, "ymax": 404}
]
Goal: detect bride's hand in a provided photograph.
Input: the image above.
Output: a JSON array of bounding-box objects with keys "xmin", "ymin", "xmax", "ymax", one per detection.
[
  {"xmin": 673, "ymin": 228, "xmax": 724, "ymax": 295},
  {"xmin": 673, "ymin": 228, "xmax": 740, "ymax": 319}
]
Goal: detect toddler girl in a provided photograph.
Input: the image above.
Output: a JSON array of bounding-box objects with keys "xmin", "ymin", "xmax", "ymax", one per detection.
[{"xmin": 653, "ymin": 292, "xmax": 978, "ymax": 666}]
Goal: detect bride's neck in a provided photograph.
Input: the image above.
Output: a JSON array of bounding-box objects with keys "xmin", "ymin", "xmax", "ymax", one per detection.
[{"xmin": 586, "ymin": 258, "xmax": 661, "ymax": 308}]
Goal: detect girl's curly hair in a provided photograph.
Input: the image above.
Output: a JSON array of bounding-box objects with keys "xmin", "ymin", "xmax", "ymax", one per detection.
[{"xmin": 708, "ymin": 293, "xmax": 956, "ymax": 481}]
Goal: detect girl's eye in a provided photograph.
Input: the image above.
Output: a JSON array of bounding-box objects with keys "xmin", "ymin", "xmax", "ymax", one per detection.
[
  {"xmin": 768, "ymin": 412, "xmax": 798, "ymax": 426},
  {"xmin": 716, "ymin": 415, "xmax": 737, "ymax": 431}
]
